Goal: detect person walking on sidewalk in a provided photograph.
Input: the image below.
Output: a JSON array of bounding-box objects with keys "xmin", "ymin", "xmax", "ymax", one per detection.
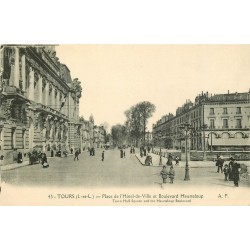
[
  {"xmin": 101, "ymin": 151, "xmax": 105, "ymax": 161},
  {"xmin": 168, "ymin": 165, "xmax": 175, "ymax": 184}
]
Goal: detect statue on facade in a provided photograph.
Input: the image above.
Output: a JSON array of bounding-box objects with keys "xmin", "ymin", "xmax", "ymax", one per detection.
[{"xmin": 71, "ymin": 78, "xmax": 82, "ymax": 98}]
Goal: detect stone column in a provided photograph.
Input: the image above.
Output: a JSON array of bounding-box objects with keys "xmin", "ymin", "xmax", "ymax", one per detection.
[
  {"xmin": 29, "ymin": 68, "xmax": 34, "ymax": 101},
  {"xmin": 45, "ymin": 81, "xmax": 49, "ymax": 106},
  {"xmin": 14, "ymin": 47, "xmax": 20, "ymax": 88},
  {"xmin": 21, "ymin": 54, "xmax": 26, "ymax": 90},
  {"xmin": 51, "ymin": 87, "xmax": 55, "ymax": 109},
  {"xmin": 38, "ymin": 75, "xmax": 43, "ymax": 104},
  {"xmin": 57, "ymin": 91, "xmax": 60, "ymax": 111}
]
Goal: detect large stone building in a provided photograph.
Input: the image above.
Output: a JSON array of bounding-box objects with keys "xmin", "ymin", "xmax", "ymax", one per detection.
[
  {"xmin": 93, "ymin": 125, "xmax": 106, "ymax": 148},
  {"xmin": 152, "ymin": 91, "xmax": 250, "ymax": 152},
  {"xmin": 0, "ymin": 45, "xmax": 82, "ymax": 164},
  {"xmin": 79, "ymin": 115, "xmax": 95, "ymax": 150}
]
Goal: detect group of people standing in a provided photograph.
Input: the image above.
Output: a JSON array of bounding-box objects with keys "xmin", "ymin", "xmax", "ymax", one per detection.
[
  {"xmin": 140, "ymin": 146, "xmax": 151, "ymax": 158},
  {"xmin": 130, "ymin": 146, "xmax": 135, "ymax": 154},
  {"xmin": 120, "ymin": 149, "xmax": 126, "ymax": 158},
  {"xmin": 216, "ymin": 156, "xmax": 241, "ymax": 187},
  {"xmin": 88, "ymin": 147, "xmax": 95, "ymax": 156}
]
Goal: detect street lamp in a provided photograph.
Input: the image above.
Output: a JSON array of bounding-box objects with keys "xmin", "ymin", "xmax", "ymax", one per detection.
[
  {"xmin": 209, "ymin": 126, "xmax": 213, "ymax": 152},
  {"xmin": 179, "ymin": 122, "xmax": 193, "ymax": 181}
]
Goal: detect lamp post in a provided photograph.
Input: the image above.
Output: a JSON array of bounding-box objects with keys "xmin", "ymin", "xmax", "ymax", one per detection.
[
  {"xmin": 179, "ymin": 122, "xmax": 193, "ymax": 181},
  {"xmin": 209, "ymin": 126, "xmax": 213, "ymax": 152}
]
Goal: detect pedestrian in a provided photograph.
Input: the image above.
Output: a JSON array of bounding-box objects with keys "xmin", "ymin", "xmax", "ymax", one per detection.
[
  {"xmin": 132, "ymin": 147, "xmax": 135, "ymax": 154},
  {"xmin": 223, "ymin": 164, "xmax": 229, "ymax": 181},
  {"xmin": 232, "ymin": 161, "xmax": 240, "ymax": 187},
  {"xmin": 74, "ymin": 150, "xmax": 79, "ymax": 161},
  {"xmin": 175, "ymin": 156, "xmax": 179, "ymax": 166},
  {"xmin": 160, "ymin": 165, "xmax": 168, "ymax": 184},
  {"xmin": 101, "ymin": 151, "xmax": 105, "ymax": 161},
  {"xmin": 168, "ymin": 165, "xmax": 175, "ymax": 184},
  {"xmin": 42, "ymin": 153, "xmax": 49, "ymax": 168},
  {"xmin": 120, "ymin": 149, "xmax": 123, "ymax": 158},
  {"xmin": 70, "ymin": 148, "xmax": 73, "ymax": 154},
  {"xmin": 216, "ymin": 155, "xmax": 224, "ymax": 173},
  {"xmin": 228, "ymin": 157, "xmax": 235, "ymax": 181},
  {"xmin": 17, "ymin": 152, "xmax": 23, "ymax": 163},
  {"xmin": 123, "ymin": 150, "xmax": 126, "ymax": 158},
  {"xmin": 167, "ymin": 153, "xmax": 173, "ymax": 166}
]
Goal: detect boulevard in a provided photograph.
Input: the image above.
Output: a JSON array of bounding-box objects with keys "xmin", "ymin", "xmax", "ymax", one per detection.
[{"xmin": 1, "ymin": 148, "xmax": 249, "ymax": 188}]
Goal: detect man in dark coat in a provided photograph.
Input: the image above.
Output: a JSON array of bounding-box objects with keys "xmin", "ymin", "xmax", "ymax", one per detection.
[{"xmin": 232, "ymin": 161, "xmax": 240, "ymax": 187}]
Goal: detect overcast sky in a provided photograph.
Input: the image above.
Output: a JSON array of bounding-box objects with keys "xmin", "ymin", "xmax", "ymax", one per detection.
[{"xmin": 56, "ymin": 45, "xmax": 250, "ymax": 131}]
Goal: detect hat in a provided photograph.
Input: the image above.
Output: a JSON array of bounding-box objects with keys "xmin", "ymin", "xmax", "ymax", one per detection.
[{"xmin": 229, "ymin": 157, "xmax": 234, "ymax": 161}]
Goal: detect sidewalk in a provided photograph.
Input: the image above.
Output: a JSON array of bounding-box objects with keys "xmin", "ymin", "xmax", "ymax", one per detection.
[
  {"xmin": 135, "ymin": 153, "xmax": 250, "ymax": 168},
  {"xmin": 1, "ymin": 154, "xmax": 75, "ymax": 171},
  {"xmin": 1, "ymin": 160, "xmax": 30, "ymax": 171}
]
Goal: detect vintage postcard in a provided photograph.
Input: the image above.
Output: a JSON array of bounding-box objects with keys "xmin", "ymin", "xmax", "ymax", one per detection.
[{"xmin": 0, "ymin": 44, "xmax": 249, "ymax": 206}]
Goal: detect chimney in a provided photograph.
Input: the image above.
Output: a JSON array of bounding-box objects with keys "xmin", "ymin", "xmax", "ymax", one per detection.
[{"xmin": 228, "ymin": 90, "xmax": 229, "ymax": 94}]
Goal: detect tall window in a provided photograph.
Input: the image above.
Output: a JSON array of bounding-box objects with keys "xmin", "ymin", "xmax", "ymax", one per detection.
[
  {"xmin": 210, "ymin": 108, "xmax": 214, "ymax": 115},
  {"xmin": 223, "ymin": 107, "xmax": 228, "ymax": 114},
  {"xmin": 210, "ymin": 119, "xmax": 215, "ymax": 129},
  {"xmin": 223, "ymin": 119, "xmax": 228, "ymax": 128},
  {"xmin": 236, "ymin": 119, "xmax": 242, "ymax": 128},
  {"xmin": 236, "ymin": 107, "xmax": 241, "ymax": 114}
]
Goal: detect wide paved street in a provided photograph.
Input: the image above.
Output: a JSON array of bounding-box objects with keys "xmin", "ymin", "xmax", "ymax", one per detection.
[{"xmin": 1, "ymin": 149, "xmax": 250, "ymax": 189}]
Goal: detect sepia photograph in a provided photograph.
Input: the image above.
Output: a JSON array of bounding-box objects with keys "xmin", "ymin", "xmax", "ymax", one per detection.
[{"xmin": 0, "ymin": 44, "xmax": 250, "ymax": 205}]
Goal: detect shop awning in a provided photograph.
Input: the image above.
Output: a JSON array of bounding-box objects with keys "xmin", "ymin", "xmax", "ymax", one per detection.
[{"xmin": 207, "ymin": 138, "xmax": 250, "ymax": 146}]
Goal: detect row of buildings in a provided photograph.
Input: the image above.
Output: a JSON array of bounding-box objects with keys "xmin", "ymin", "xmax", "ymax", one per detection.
[
  {"xmin": 0, "ymin": 45, "xmax": 106, "ymax": 165},
  {"xmin": 152, "ymin": 90, "xmax": 250, "ymax": 152}
]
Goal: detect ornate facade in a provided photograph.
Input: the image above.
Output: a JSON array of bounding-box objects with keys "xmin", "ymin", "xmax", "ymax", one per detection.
[
  {"xmin": 152, "ymin": 91, "xmax": 250, "ymax": 151},
  {"xmin": 0, "ymin": 45, "xmax": 82, "ymax": 164}
]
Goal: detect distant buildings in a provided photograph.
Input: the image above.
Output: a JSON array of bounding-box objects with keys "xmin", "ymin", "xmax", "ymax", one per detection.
[
  {"xmin": 152, "ymin": 91, "xmax": 250, "ymax": 151},
  {"xmin": 0, "ymin": 45, "xmax": 82, "ymax": 164}
]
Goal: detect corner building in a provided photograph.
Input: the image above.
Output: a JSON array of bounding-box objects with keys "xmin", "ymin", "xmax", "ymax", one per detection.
[
  {"xmin": 153, "ymin": 91, "xmax": 250, "ymax": 152},
  {"xmin": 0, "ymin": 45, "xmax": 82, "ymax": 164}
]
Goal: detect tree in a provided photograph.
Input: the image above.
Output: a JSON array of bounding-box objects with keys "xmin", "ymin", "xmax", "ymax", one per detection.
[
  {"xmin": 124, "ymin": 101, "xmax": 155, "ymax": 146},
  {"xmin": 111, "ymin": 124, "xmax": 127, "ymax": 146},
  {"xmin": 136, "ymin": 101, "xmax": 156, "ymax": 144}
]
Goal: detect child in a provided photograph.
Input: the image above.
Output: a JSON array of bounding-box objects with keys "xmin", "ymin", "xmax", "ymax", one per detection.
[
  {"xmin": 168, "ymin": 165, "xmax": 175, "ymax": 184},
  {"xmin": 101, "ymin": 151, "xmax": 105, "ymax": 161},
  {"xmin": 160, "ymin": 165, "xmax": 168, "ymax": 184},
  {"xmin": 223, "ymin": 164, "xmax": 229, "ymax": 181}
]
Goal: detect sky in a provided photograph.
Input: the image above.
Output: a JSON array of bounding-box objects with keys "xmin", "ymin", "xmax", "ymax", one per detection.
[{"xmin": 56, "ymin": 45, "xmax": 250, "ymax": 132}]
